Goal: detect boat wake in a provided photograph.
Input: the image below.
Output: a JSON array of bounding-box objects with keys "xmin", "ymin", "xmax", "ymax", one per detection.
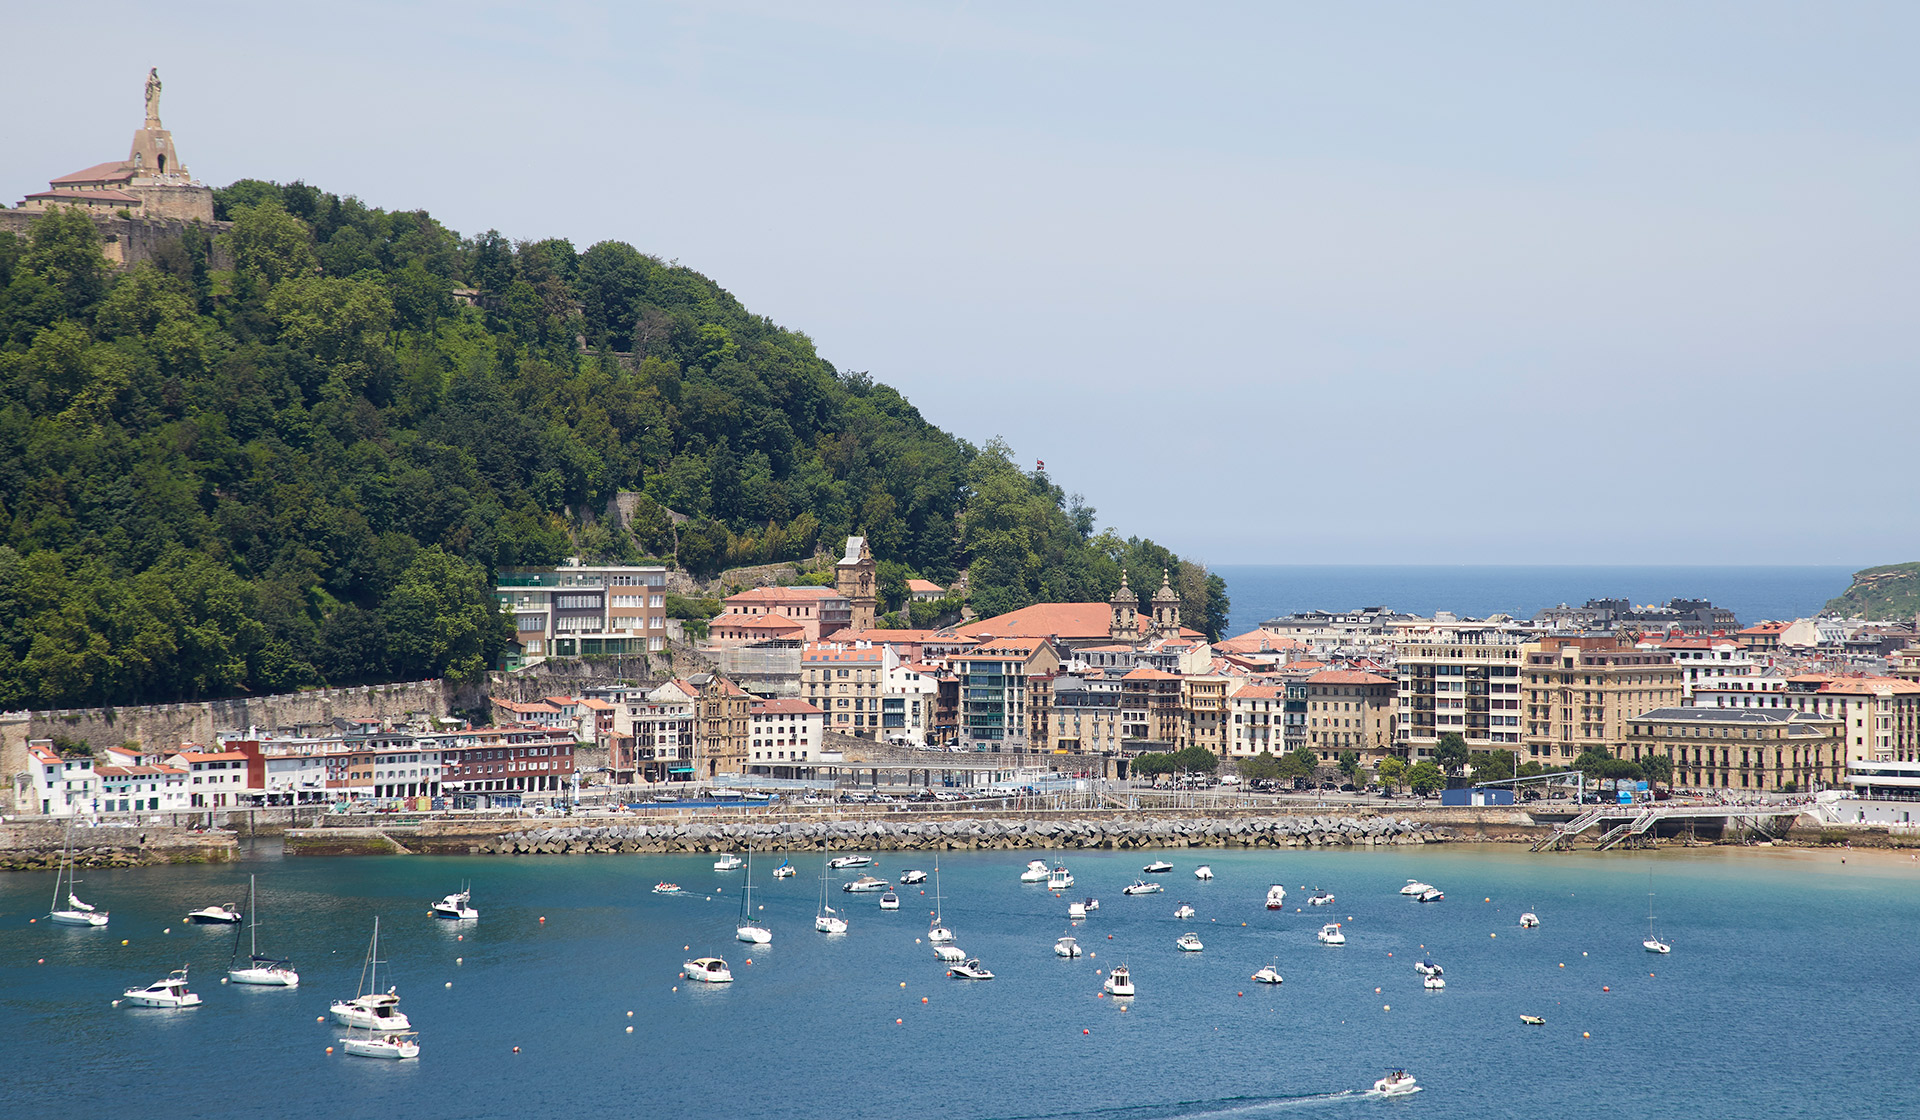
[{"xmin": 984, "ymin": 1089, "xmax": 1376, "ymax": 1120}]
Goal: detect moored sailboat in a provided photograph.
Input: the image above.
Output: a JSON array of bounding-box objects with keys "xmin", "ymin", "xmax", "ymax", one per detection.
[{"xmin": 228, "ymin": 875, "xmax": 298, "ymax": 987}]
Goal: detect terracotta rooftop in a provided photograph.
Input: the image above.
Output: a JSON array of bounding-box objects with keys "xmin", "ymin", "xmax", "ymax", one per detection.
[
  {"xmin": 50, "ymin": 161, "xmax": 134, "ymax": 184},
  {"xmin": 725, "ymin": 586, "xmax": 847, "ymax": 603},
  {"xmin": 1307, "ymin": 669, "xmax": 1395, "ymax": 686},
  {"xmin": 907, "ymin": 579, "xmax": 944, "ymax": 593},
  {"xmin": 957, "ymin": 602, "xmax": 1116, "ymax": 640},
  {"xmin": 752, "ymin": 698, "xmax": 826, "ymax": 715}
]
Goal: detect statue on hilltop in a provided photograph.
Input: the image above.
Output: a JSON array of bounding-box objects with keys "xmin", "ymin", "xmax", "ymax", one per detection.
[{"xmin": 144, "ymin": 68, "xmax": 162, "ymax": 127}]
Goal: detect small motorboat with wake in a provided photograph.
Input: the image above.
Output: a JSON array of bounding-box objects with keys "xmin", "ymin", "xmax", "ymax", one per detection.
[
  {"xmin": 1142, "ymin": 860, "xmax": 1174, "ymax": 874},
  {"xmin": 1251, "ymin": 963, "xmax": 1283, "ymax": 985},
  {"xmin": 1519, "ymin": 911, "xmax": 1540, "ymax": 928},
  {"xmin": 1175, "ymin": 932, "xmax": 1204, "ymax": 952},
  {"xmin": 1021, "ymin": 859, "xmax": 1051, "ymax": 883},
  {"xmin": 1124, "ymin": 880, "xmax": 1163, "ymax": 896},
  {"xmin": 950, "ymin": 958, "xmax": 995, "ymax": 980},
  {"xmin": 713, "ymin": 854, "xmax": 743, "ymax": 871},
  {"xmin": 828, "ymin": 854, "xmax": 871, "ymax": 870},
  {"xmin": 1265, "ymin": 885, "xmax": 1287, "ymax": 910},
  {"xmin": 1317, "ymin": 923, "xmax": 1346, "ymax": 946},
  {"xmin": 1103, "ymin": 965, "xmax": 1134, "ymax": 996},
  {"xmin": 1307, "ymin": 891, "xmax": 1335, "ymax": 907},
  {"xmin": 119, "ymin": 966, "xmax": 202, "ymax": 1009},
  {"xmin": 652, "ymin": 882, "xmax": 683, "ymax": 895},
  {"xmin": 880, "ymin": 892, "xmax": 900, "ymax": 911},
  {"xmin": 1373, "ymin": 1070, "xmax": 1419, "ymax": 1097},
  {"xmin": 898, "ymin": 870, "xmax": 927, "ymax": 885},
  {"xmin": 186, "ymin": 903, "xmax": 242, "ymax": 925},
  {"xmin": 1400, "ymin": 880, "xmax": 1434, "ymax": 896},
  {"xmin": 1174, "ymin": 903, "xmax": 1195, "ymax": 920},
  {"xmin": 1193, "ymin": 865, "xmax": 1213, "ymax": 880},
  {"xmin": 684, "ymin": 957, "xmax": 733, "ymax": 983},
  {"xmin": 842, "ymin": 875, "xmax": 889, "ymax": 893},
  {"xmin": 1054, "ymin": 936, "xmax": 1083, "ymax": 958}
]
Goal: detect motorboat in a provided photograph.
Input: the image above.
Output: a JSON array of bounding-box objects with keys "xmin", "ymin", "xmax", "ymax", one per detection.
[
  {"xmin": 1103, "ymin": 965, "xmax": 1134, "ymax": 997},
  {"xmin": 1308, "ymin": 891, "xmax": 1335, "ymax": 907},
  {"xmin": 430, "ymin": 885, "xmax": 478, "ymax": 920},
  {"xmin": 1175, "ymin": 932, "xmax": 1204, "ymax": 952},
  {"xmin": 880, "ymin": 892, "xmax": 900, "ymax": 910},
  {"xmin": 120, "ymin": 967, "xmax": 202, "ymax": 1009},
  {"xmin": 1193, "ymin": 865, "xmax": 1214, "ymax": 880},
  {"xmin": 742, "ymin": 791, "xmax": 771, "ymax": 802},
  {"xmin": 1400, "ymin": 880, "xmax": 1434, "ymax": 896},
  {"xmin": 1417, "ymin": 888, "xmax": 1444, "ymax": 903},
  {"xmin": 828, "ymin": 854, "xmax": 871, "ymax": 869},
  {"xmin": 950, "ymin": 958, "xmax": 995, "ymax": 980},
  {"xmin": 341, "ymin": 1031, "xmax": 420, "ymax": 1059},
  {"xmin": 772, "ymin": 860, "xmax": 796, "ymax": 879},
  {"xmin": 1317, "ymin": 923, "xmax": 1346, "ymax": 946},
  {"xmin": 1251, "ymin": 964, "xmax": 1283, "ymax": 985},
  {"xmin": 1047, "ymin": 866, "xmax": 1075, "ymax": 890},
  {"xmin": 1124, "ymin": 880, "xmax": 1163, "ymax": 896},
  {"xmin": 1519, "ymin": 912, "xmax": 1540, "ymax": 929},
  {"xmin": 1414, "ymin": 959, "xmax": 1442, "ymax": 977},
  {"xmin": 1068, "ymin": 901, "xmax": 1088, "ymax": 920},
  {"xmin": 1520, "ymin": 1015, "xmax": 1546, "ymax": 1026},
  {"xmin": 933, "ymin": 943, "xmax": 967, "ymax": 962},
  {"xmin": 1424, "ymin": 973, "xmax": 1446, "ymax": 990},
  {"xmin": 1173, "ymin": 903, "xmax": 1195, "ymax": 920},
  {"xmin": 1020, "ymin": 859, "xmax": 1051, "ymax": 883},
  {"xmin": 736, "ymin": 851, "xmax": 772, "ymax": 945},
  {"xmin": 331, "ymin": 918, "xmax": 410, "ymax": 1031},
  {"xmin": 228, "ymin": 876, "xmax": 298, "ymax": 988},
  {"xmin": 1265, "ymin": 885, "xmax": 1286, "ymax": 910},
  {"xmin": 652, "ymin": 882, "xmax": 683, "ymax": 895},
  {"xmin": 684, "ymin": 957, "xmax": 734, "ymax": 983},
  {"xmin": 713, "ymin": 854, "xmax": 744, "ymax": 871},
  {"xmin": 1373, "ymin": 1070, "xmax": 1419, "ymax": 1097},
  {"xmin": 186, "ymin": 903, "xmax": 242, "ymax": 925},
  {"xmin": 1143, "ymin": 860, "xmax": 1174, "ymax": 874},
  {"xmin": 899, "ymin": 870, "xmax": 928, "ymax": 885},
  {"xmin": 47, "ymin": 826, "xmax": 108, "ymax": 927},
  {"xmin": 1054, "ymin": 936, "xmax": 1083, "ymax": 958},
  {"xmin": 842, "ymin": 875, "xmax": 889, "ymax": 893},
  {"xmin": 1082, "ymin": 897, "xmax": 1100, "ymax": 911}
]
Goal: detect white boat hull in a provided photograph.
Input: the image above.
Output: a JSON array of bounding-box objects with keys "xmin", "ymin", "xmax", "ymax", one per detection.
[
  {"xmin": 928, "ymin": 926, "xmax": 954, "ymax": 944},
  {"xmin": 1644, "ymin": 940, "xmax": 1670, "ymax": 954},
  {"xmin": 431, "ymin": 906, "xmax": 478, "ymax": 920},
  {"xmin": 342, "ymin": 1036, "xmax": 419, "ymax": 1059},
  {"xmin": 49, "ymin": 910, "xmax": 109, "ymax": 927},
  {"xmin": 228, "ymin": 967, "xmax": 299, "ymax": 987},
  {"xmin": 815, "ymin": 917, "xmax": 848, "ymax": 934},
  {"xmin": 933, "ymin": 945, "xmax": 966, "ymax": 962},
  {"xmin": 331, "ymin": 1003, "xmax": 411, "ymax": 1031},
  {"xmin": 1252, "ymin": 968, "xmax": 1282, "ymax": 985},
  {"xmin": 121, "ymin": 993, "xmax": 201, "ymax": 1008}
]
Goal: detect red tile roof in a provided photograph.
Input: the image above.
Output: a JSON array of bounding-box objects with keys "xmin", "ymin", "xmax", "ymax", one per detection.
[
  {"xmin": 957, "ymin": 603, "xmax": 1115, "ymax": 641},
  {"xmin": 50, "ymin": 161, "xmax": 134, "ymax": 184},
  {"xmin": 1307, "ymin": 669, "xmax": 1395, "ymax": 686},
  {"xmin": 752, "ymin": 698, "xmax": 825, "ymax": 715},
  {"xmin": 725, "ymin": 586, "xmax": 847, "ymax": 604},
  {"xmin": 907, "ymin": 579, "xmax": 944, "ymax": 593}
]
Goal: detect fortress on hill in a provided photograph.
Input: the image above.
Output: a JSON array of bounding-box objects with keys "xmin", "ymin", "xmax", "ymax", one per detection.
[{"xmin": 2, "ymin": 68, "xmax": 225, "ymax": 265}]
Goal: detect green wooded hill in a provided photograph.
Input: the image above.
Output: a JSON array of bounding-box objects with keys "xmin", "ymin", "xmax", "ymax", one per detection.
[
  {"xmin": 0, "ymin": 183, "xmax": 1226, "ymax": 709},
  {"xmin": 1823, "ymin": 563, "xmax": 1920, "ymax": 621}
]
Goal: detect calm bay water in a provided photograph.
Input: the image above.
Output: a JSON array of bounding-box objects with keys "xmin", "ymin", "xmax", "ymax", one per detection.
[
  {"xmin": 1213, "ymin": 565, "xmax": 1858, "ymax": 639},
  {"xmin": 4, "ymin": 844, "xmax": 1917, "ymax": 1120}
]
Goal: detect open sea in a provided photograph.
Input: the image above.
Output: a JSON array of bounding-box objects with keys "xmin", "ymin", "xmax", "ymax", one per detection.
[
  {"xmin": 5, "ymin": 843, "xmax": 1917, "ymax": 1120},
  {"xmin": 1213, "ymin": 565, "xmax": 1858, "ymax": 638}
]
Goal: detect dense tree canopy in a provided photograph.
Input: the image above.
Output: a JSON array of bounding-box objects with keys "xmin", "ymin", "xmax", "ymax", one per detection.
[{"xmin": 0, "ymin": 183, "xmax": 1228, "ymax": 708}]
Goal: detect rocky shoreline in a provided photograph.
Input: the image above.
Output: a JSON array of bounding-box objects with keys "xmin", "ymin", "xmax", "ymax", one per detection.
[{"xmin": 479, "ymin": 815, "xmax": 1454, "ymax": 856}]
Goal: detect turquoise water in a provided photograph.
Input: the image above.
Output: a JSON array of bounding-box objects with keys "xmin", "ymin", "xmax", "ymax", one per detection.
[
  {"xmin": 1214, "ymin": 565, "xmax": 1856, "ymax": 638},
  {"xmin": 4, "ymin": 844, "xmax": 1917, "ymax": 1120}
]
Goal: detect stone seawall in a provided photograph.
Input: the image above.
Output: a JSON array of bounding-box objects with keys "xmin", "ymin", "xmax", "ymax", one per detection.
[
  {"xmin": 476, "ymin": 815, "xmax": 1455, "ymax": 856},
  {"xmin": 0, "ymin": 822, "xmax": 238, "ymax": 871}
]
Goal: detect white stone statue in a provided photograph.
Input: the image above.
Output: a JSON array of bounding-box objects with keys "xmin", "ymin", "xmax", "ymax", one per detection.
[{"xmin": 145, "ymin": 68, "xmax": 162, "ymax": 126}]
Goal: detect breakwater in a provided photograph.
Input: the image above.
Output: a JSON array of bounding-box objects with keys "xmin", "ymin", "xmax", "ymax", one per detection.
[
  {"xmin": 479, "ymin": 814, "xmax": 1455, "ymax": 856},
  {"xmin": 0, "ymin": 822, "xmax": 237, "ymax": 871}
]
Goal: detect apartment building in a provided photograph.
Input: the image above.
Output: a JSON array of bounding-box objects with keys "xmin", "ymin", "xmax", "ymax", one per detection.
[
  {"xmin": 1784, "ymin": 675, "xmax": 1920, "ymax": 763},
  {"xmin": 1049, "ymin": 673, "xmax": 1125, "ymax": 755},
  {"xmin": 1305, "ymin": 669, "xmax": 1398, "ymax": 764},
  {"xmin": 24, "ymin": 742, "xmax": 100, "ymax": 817},
  {"xmin": 168, "ymin": 748, "xmax": 261, "ymax": 809},
  {"xmin": 441, "ymin": 726, "xmax": 575, "ymax": 797},
  {"xmin": 951, "ymin": 636, "xmax": 1062, "ymax": 752},
  {"xmin": 612, "ymin": 680, "xmax": 697, "ymax": 783},
  {"xmin": 1622, "ymin": 708, "xmax": 1844, "ymax": 791},
  {"xmin": 495, "ymin": 562, "xmax": 669, "ymax": 659},
  {"xmin": 1120, "ymin": 666, "xmax": 1183, "ymax": 745},
  {"xmin": 1178, "ymin": 674, "xmax": 1231, "ymax": 756},
  {"xmin": 747, "ymin": 698, "xmax": 825, "ymax": 777},
  {"xmin": 1634, "ymin": 635, "xmax": 1758, "ymax": 701},
  {"xmin": 689, "ymin": 673, "xmax": 752, "ymax": 778},
  {"xmin": 717, "ymin": 586, "xmax": 853, "ymax": 643},
  {"xmin": 1520, "ymin": 637, "xmax": 1683, "ymax": 764},
  {"xmin": 1225, "ymin": 683, "xmax": 1287, "ymax": 758},
  {"xmin": 1395, "ymin": 637, "xmax": 1528, "ymax": 758}
]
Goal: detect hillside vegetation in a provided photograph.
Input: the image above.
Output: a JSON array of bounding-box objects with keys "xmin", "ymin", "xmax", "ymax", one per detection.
[
  {"xmin": 1823, "ymin": 563, "xmax": 1920, "ymax": 621},
  {"xmin": 0, "ymin": 184, "xmax": 1224, "ymax": 708}
]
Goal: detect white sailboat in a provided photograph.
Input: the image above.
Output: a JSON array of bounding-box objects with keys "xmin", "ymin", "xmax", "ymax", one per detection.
[
  {"xmin": 47, "ymin": 822, "xmax": 108, "ymax": 928},
  {"xmin": 331, "ymin": 917, "xmax": 411, "ymax": 1031},
  {"xmin": 927, "ymin": 858, "xmax": 954, "ymax": 944},
  {"xmin": 228, "ymin": 875, "xmax": 298, "ymax": 987},
  {"xmin": 815, "ymin": 855, "xmax": 848, "ymax": 934},
  {"xmin": 1644, "ymin": 873, "xmax": 1671, "ymax": 954},
  {"xmin": 737, "ymin": 848, "xmax": 771, "ymax": 944}
]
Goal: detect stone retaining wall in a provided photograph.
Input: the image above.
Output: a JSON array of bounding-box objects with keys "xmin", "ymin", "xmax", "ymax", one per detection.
[{"xmin": 0, "ymin": 821, "xmax": 238, "ymax": 871}]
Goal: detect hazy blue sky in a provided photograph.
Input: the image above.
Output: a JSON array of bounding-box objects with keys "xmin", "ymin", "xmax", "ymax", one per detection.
[{"xmin": 5, "ymin": 2, "xmax": 1913, "ymax": 566}]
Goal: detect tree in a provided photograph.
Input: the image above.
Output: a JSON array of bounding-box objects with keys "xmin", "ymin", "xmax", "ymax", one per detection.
[
  {"xmin": 1432, "ymin": 732, "xmax": 1470, "ymax": 777},
  {"xmin": 1641, "ymin": 753, "xmax": 1674, "ymax": 788},
  {"xmin": 1171, "ymin": 745, "xmax": 1219, "ymax": 774},
  {"xmin": 1280, "ymin": 747, "xmax": 1321, "ymax": 782},
  {"xmin": 223, "ymin": 199, "xmax": 316, "ymax": 287},
  {"xmin": 1338, "ymin": 750, "xmax": 1363, "ymax": 784},
  {"xmin": 1375, "ymin": 755, "xmax": 1406, "ymax": 791},
  {"xmin": 1407, "ymin": 760, "xmax": 1446, "ymax": 796},
  {"xmin": 380, "ymin": 547, "xmax": 511, "ymax": 682},
  {"xmin": 1469, "ymin": 749, "xmax": 1518, "ymax": 783},
  {"xmin": 1237, "ymin": 751, "xmax": 1282, "ymax": 782},
  {"xmin": 1131, "ymin": 752, "xmax": 1174, "ymax": 778}
]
